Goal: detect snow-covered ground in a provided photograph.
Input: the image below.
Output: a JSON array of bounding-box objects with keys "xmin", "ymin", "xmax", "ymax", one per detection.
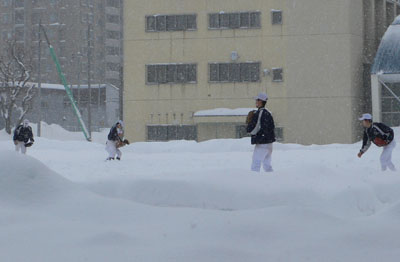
[{"xmin": 0, "ymin": 125, "xmax": 400, "ymax": 262}]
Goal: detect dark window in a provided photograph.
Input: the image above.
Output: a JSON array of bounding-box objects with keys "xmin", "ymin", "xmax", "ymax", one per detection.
[
  {"xmin": 229, "ymin": 13, "xmax": 240, "ymax": 28},
  {"xmin": 146, "ymin": 64, "xmax": 197, "ymax": 84},
  {"xmin": 166, "ymin": 15, "xmax": 176, "ymax": 31},
  {"xmin": 106, "ymin": 30, "xmax": 120, "ymax": 39},
  {"xmin": 187, "ymin": 64, "xmax": 197, "ymax": 82},
  {"xmin": 147, "ymin": 14, "xmax": 196, "ymax": 32},
  {"xmin": 209, "ymin": 62, "xmax": 260, "ymax": 83},
  {"xmin": 106, "ymin": 46, "xmax": 119, "ymax": 55},
  {"xmin": 176, "ymin": 15, "xmax": 186, "ymax": 30},
  {"xmin": 106, "ymin": 0, "xmax": 120, "ymax": 8},
  {"xmin": 106, "ymin": 14, "xmax": 120, "ymax": 24},
  {"xmin": 156, "ymin": 15, "xmax": 167, "ymax": 31},
  {"xmin": 147, "ymin": 65, "xmax": 157, "ymax": 84},
  {"xmin": 229, "ymin": 63, "xmax": 241, "ymax": 82},
  {"xmin": 209, "ymin": 12, "xmax": 261, "ymax": 29},
  {"xmin": 250, "ymin": 12, "xmax": 261, "ymax": 28},
  {"xmin": 166, "ymin": 64, "xmax": 176, "ymax": 83},
  {"xmin": 209, "ymin": 63, "xmax": 219, "ymax": 82},
  {"xmin": 272, "ymin": 10, "xmax": 282, "ymax": 25},
  {"xmin": 156, "ymin": 65, "xmax": 167, "ymax": 84},
  {"xmin": 209, "ymin": 13, "xmax": 219, "ymax": 28},
  {"xmin": 147, "ymin": 125, "xmax": 197, "ymax": 141},
  {"xmin": 219, "ymin": 63, "xmax": 229, "ymax": 82},
  {"xmin": 272, "ymin": 68, "xmax": 283, "ymax": 82},
  {"xmin": 15, "ymin": 0, "xmax": 24, "ymax": 7},
  {"xmin": 187, "ymin": 15, "xmax": 197, "ymax": 30},
  {"xmin": 240, "ymin": 63, "xmax": 250, "ymax": 82},
  {"xmin": 15, "ymin": 27, "xmax": 24, "ymax": 41},
  {"xmin": 15, "ymin": 10, "xmax": 24, "ymax": 24},
  {"xmin": 240, "ymin": 12, "xmax": 250, "ymax": 28},
  {"xmin": 220, "ymin": 13, "xmax": 230, "ymax": 28},
  {"xmin": 249, "ymin": 63, "xmax": 260, "ymax": 82},
  {"xmin": 176, "ymin": 64, "xmax": 187, "ymax": 83},
  {"xmin": 146, "ymin": 16, "xmax": 156, "ymax": 31},
  {"xmin": 106, "ymin": 62, "xmax": 120, "ymax": 71}
]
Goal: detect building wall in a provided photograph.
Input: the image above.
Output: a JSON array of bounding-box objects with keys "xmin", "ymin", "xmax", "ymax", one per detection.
[{"xmin": 123, "ymin": 0, "xmax": 395, "ymax": 144}]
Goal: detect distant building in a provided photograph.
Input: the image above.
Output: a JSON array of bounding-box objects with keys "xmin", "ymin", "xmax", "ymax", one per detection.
[
  {"xmin": 371, "ymin": 15, "xmax": 400, "ymax": 127},
  {"xmin": 0, "ymin": 83, "xmax": 119, "ymax": 131},
  {"xmin": 0, "ymin": 0, "xmax": 123, "ymax": 130},
  {"xmin": 123, "ymin": 0, "xmax": 399, "ymax": 144}
]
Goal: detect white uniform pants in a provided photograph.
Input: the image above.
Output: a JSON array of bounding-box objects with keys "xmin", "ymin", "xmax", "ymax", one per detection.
[
  {"xmin": 251, "ymin": 143, "xmax": 273, "ymax": 172},
  {"xmin": 15, "ymin": 141, "xmax": 26, "ymax": 154},
  {"xmin": 381, "ymin": 140, "xmax": 396, "ymax": 171},
  {"xmin": 106, "ymin": 140, "xmax": 121, "ymax": 159}
]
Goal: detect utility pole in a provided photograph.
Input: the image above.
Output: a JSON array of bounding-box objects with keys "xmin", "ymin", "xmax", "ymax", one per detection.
[
  {"xmin": 87, "ymin": 17, "xmax": 92, "ymax": 137},
  {"xmin": 37, "ymin": 20, "xmax": 42, "ymax": 137}
]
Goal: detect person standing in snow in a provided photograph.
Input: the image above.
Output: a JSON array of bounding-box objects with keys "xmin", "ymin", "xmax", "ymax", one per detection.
[
  {"xmin": 247, "ymin": 93, "xmax": 276, "ymax": 172},
  {"xmin": 106, "ymin": 120, "xmax": 129, "ymax": 160},
  {"xmin": 13, "ymin": 119, "xmax": 34, "ymax": 154},
  {"xmin": 357, "ymin": 113, "xmax": 396, "ymax": 172}
]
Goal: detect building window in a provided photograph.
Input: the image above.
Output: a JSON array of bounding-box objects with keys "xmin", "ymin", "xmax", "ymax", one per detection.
[
  {"xmin": 381, "ymin": 83, "xmax": 400, "ymax": 127},
  {"xmin": 31, "ymin": 12, "xmax": 41, "ymax": 24},
  {"xmin": 272, "ymin": 68, "xmax": 283, "ymax": 82},
  {"xmin": 106, "ymin": 0, "xmax": 120, "ymax": 8},
  {"xmin": 15, "ymin": 27, "xmax": 24, "ymax": 41},
  {"xmin": 209, "ymin": 62, "xmax": 260, "ymax": 83},
  {"xmin": 146, "ymin": 64, "xmax": 197, "ymax": 85},
  {"xmin": 2, "ymin": 0, "xmax": 11, "ymax": 7},
  {"xmin": 1, "ymin": 13, "xmax": 10, "ymax": 24},
  {"xmin": 146, "ymin": 14, "xmax": 197, "ymax": 32},
  {"xmin": 106, "ymin": 30, "xmax": 120, "ymax": 39},
  {"xmin": 147, "ymin": 125, "xmax": 197, "ymax": 141},
  {"xmin": 106, "ymin": 14, "xmax": 120, "ymax": 24},
  {"xmin": 106, "ymin": 46, "xmax": 119, "ymax": 56},
  {"xmin": 208, "ymin": 11, "xmax": 261, "ymax": 29},
  {"xmin": 15, "ymin": 0, "xmax": 24, "ymax": 8},
  {"xmin": 106, "ymin": 62, "xmax": 120, "ymax": 72},
  {"xmin": 15, "ymin": 10, "xmax": 24, "ymax": 24},
  {"xmin": 2, "ymin": 30, "xmax": 11, "ymax": 40},
  {"xmin": 49, "ymin": 13, "xmax": 58, "ymax": 23},
  {"xmin": 271, "ymin": 10, "xmax": 282, "ymax": 25}
]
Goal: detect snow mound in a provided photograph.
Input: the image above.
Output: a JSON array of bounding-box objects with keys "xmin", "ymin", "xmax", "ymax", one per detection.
[{"xmin": 0, "ymin": 151, "xmax": 84, "ymax": 206}]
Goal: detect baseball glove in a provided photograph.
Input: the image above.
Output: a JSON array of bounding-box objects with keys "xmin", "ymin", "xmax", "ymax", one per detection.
[
  {"xmin": 116, "ymin": 139, "xmax": 130, "ymax": 148},
  {"xmin": 246, "ymin": 110, "xmax": 256, "ymax": 124},
  {"xmin": 25, "ymin": 142, "xmax": 34, "ymax": 147},
  {"xmin": 373, "ymin": 137, "xmax": 388, "ymax": 147}
]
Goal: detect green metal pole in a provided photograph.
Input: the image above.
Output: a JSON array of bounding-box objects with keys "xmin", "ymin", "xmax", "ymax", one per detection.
[{"xmin": 40, "ymin": 25, "xmax": 91, "ymax": 141}]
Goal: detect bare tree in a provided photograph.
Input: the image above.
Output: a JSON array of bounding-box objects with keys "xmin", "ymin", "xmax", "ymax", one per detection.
[{"xmin": 0, "ymin": 41, "xmax": 36, "ymax": 134}]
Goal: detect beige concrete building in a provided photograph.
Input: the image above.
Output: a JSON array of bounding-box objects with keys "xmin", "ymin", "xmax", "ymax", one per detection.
[{"xmin": 123, "ymin": 0, "xmax": 399, "ymax": 144}]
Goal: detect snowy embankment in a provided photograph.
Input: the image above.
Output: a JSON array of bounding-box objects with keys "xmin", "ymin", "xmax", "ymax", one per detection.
[{"xmin": 0, "ymin": 125, "xmax": 400, "ymax": 262}]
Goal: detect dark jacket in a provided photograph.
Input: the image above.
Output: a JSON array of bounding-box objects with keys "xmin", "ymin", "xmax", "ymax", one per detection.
[
  {"xmin": 13, "ymin": 125, "xmax": 34, "ymax": 143},
  {"xmin": 246, "ymin": 108, "xmax": 276, "ymax": 145},
  {"xmin": 360, "ymin": 122, "xmax": 394, "ymax": 153},
  {"xmin": 108, "ymin": 123, "xmax": 123, "ymax": 142}
]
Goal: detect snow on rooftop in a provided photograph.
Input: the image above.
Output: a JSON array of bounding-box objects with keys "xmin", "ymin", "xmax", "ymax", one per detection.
[
  {"xmin": 29, "ymin": 83, "xmax": 108, "ymax": 90},
  {"xmin": 194, "ymin": 108, "xmax": 255, "ymax": 117}
]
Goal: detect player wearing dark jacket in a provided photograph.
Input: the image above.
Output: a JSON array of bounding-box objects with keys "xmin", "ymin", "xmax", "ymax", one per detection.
[
  {"xmin": 108, "ymin": 123, "xmax": 123, "ymax": 142},
  {"xmin": 13, "ymin": 119, "xmax": 34, "ymax": 154},
  {"xmin": 358, "ymin": 113, "xmax": 396, "ymax": 171},
  {"xmin": 247, "ymin": 93, "xmax": 276, "ymax": 172},
  {"xmin": 247, "ymin": 108, "xmax": 276, "ymax": 145},
  {"xmin": 106, "ymin": 120, "xmax": 125, "ymax": 160}
]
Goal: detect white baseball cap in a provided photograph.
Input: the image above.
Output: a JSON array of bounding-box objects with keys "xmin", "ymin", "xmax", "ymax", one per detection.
[
  {"xmin": 254, "ymin": 93, "xmax": 268, "ymax": 101},
  {"xmin": 359, "ymin": 113, "xmax": 372, "ymax": 121},
  {"xmin": 117, "ymin": 120, "xmax": 124, "ymax": 127}
]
